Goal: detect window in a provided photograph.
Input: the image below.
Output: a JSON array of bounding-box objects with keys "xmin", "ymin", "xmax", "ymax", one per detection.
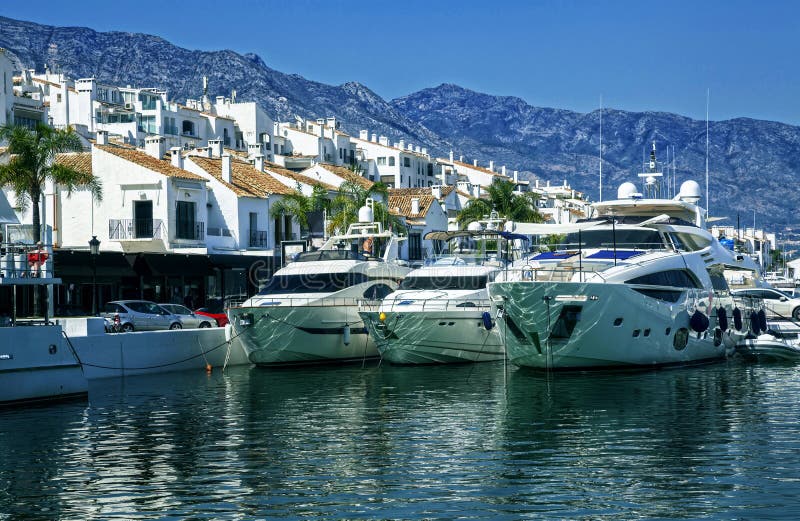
[
  {"xmin": 258, "ymin": 273, "xmax": 369, "ymax": 295},
  {"xmin": 377, "ymin": 157, "xmax": 386, "ymax": 166},
  {"xmin": 626, "ymin": 269, "xmax": 700, "ymax": 288},
  {"xmin": 389, "ymin": 157, "xmax": 395, "ymax": 166},
  {"xmin": 182, "ymin": 120, "xmax": 196, "ymax": 136},
  {"xmin": 564, "ymin": 229, "xmax": 664, "ymax": 250},
  {"xmin": 274, "ymin": 144, "xmax": 279, "ymax": 154},
  {"xmin": 56, "ymin": 93, "xmax": 62, "ymax": 103},
  {"xmin": 175, "ymin": 201, "xmax": 197, "ymax": 240},
  {"xmin": 363, "ymin": 284, "xmax": 394, "ymax": 300},
  {"xmin": 408, "ymin": 233, "xmax": 422, "ymax": 260},
  {"xmin": 137, "ymin": 115, "xmax": 156, "ymax": 134},
  {"xmin": 403, "ymin": 157, "xmax": 411, "ymax": 167},
  {"xmin": 400, "ymin": 275, "xmax": 492, "ymax": 291}
]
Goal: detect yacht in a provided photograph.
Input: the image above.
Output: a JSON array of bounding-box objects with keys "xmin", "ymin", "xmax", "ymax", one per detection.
[
  {"xmin": 488, "ymin": 150, "xmax": 759, "ymax": 370},
  {"xmin": 228, "ymin": 205, "xmax": 412, "ymax": 366},
  {"xmin": 360, "ymin": 228, "xmax": 525, "ymax": 364}
]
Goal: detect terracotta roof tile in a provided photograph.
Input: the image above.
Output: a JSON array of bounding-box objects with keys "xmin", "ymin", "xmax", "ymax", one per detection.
[
  {"xmin": 438, "ymin": 158, "xmax": 508, "ymax": 178},
  {"xmin": 55, "ymin": 152, "xmax": 92, "ymax": 182},
  {"xmin": 189, "ymin": 156, "xmax": 294, "ymax": 197},
  {"xmin": 95, "ymin": 143, "xmax": 207, "ymax": 181},
  {"xmin": 389, "ymin": 186, "xmax": 454, "ymax": 199},
  {"xmin": 388, "ymin": 192, "xmax": 437, "ymax": 218},
  {"xmin": 317, "ymin": 163, "xmax": 374, "ymax": 190},
  {"xmin": 264, "ymin": 162, "xmax": 338, "ymax": 191}
]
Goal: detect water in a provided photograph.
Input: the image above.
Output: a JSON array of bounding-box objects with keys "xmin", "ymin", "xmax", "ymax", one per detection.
[{"xmin": 3, "ymin": 360, "xmax": 800, "ymax": 519}]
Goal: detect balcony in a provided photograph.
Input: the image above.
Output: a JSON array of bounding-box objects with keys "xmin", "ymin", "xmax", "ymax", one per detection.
[
  {"xmin": 175, "ymin": 222, "xmax": 205, "ymax": 241},
  {"xmin": 249, "ymin": 230, "xmax": 269, "ymax": 248},
  {"xmin": 109, "ymin": 219, "xmax": 164, "ymax": 240}
]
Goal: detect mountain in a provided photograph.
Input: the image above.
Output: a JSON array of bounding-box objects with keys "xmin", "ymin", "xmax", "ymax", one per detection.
[
  {"xmin": 1, "ymin": 16, "xmax": 799, "ymax": 230},
  {"xmin": 393, "ymin": 84, "xmax": 800, "ymax": 229}
]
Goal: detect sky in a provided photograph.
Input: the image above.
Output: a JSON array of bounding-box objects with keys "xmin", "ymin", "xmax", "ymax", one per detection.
[{"xmin": 2, "ymin": 0, "xmax": 799, "ymax": 125}]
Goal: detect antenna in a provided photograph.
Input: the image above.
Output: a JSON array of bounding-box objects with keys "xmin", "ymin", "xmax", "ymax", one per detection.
[
  {"xmin": 599, "ymin": 95, "xmax": 603, "ymax": 202},
  {"xmin": 705, "ymin": 88, "xmax": 710, "ymax": 220}
]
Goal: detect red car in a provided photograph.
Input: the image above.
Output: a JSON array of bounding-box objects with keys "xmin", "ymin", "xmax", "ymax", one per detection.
[{"xmin": 195, "ymin": 299, "xmax": 229, "ymax": 327}]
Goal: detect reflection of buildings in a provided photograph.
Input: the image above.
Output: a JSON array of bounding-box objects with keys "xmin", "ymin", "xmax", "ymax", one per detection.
[{"xmin": 711, "ymin": 225, "xmax": 776, "ymax": 270}]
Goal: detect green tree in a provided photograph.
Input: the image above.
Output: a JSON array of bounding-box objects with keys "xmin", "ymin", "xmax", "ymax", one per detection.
[
  {"xmin": 456, "ymin": 179, "xmax": 543, "ymax": 228},
  {"xmin": 0, "ymin": 124, "xmax": 102, "ymax": 243},
  {"xmin": 269, "ymin": 184, "xmax": 329, "ymax": 236},
  {"xmin": 327, "ymin": 180, "xmax": 404, "ymax": 235}
]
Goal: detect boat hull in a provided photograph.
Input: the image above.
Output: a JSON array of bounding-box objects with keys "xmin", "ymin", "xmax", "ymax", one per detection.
[
  {"xmin": 361, "ymin": 310, "xmax": 504, "ymax": 364},
  {"xmin": 488, "ymin": 281, "xmax": 728, "ymax": 369},
  {"xmin": 229, "ymin": 304, "xmax": 377, "ymax": 366},
  {"xmin": 0, "ymin": 325, "xmax": 87, "ymax": 405}
]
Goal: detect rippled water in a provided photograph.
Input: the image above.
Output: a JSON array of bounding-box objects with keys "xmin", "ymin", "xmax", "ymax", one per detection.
[{"xmin": 3, "ymin": 360, "xmax": 800, "ymax": 519}]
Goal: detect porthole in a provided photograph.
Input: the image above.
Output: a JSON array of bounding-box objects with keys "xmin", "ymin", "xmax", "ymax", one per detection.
[
  {"xmin": 643, "ymin": 328, "xmax": 651, "ymax": 337},
  {"xmin": 632, "ymin": 329, "xmax": 641, "ymax": 337},
  {"xmin": 613, "ymin": 317, "xmax": 624, "ymax": 326},
  {"xmin": 665, "ymin": 327, "xmax": 671, "ymax": 335},
  {"xmin": 673, "ymin": 327, "xmax": 689, "ymax": 350}
]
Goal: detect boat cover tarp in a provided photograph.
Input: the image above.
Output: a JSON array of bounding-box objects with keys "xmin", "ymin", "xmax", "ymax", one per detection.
[
  {"xmin": 530, "ymin": 251, "xmax": 578, "ymax": 260},
  {"xmin": 510, "ymin": 221, "xmax": 605, "ymax": 235}
]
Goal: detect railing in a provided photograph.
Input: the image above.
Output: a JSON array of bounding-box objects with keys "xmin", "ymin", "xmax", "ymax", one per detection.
[
  {"xmin": 108, "ymin": 219, "xmax": 164, "ymax": 240},
  {"xmin": 249, "ymin": 230, "xmax": 269, "ymax": 248},
  {"xmin": 231, "ymin": 297, "xmax": 364, "ymax": 308},
  {"xmin": 175, "ymin": 222, "xmax": 205, "ymax": 241},
  {"xmin": 359, "ymin": 298, "xmax": 492, "ymax": 313},
  {"xmin": 0, "ymin": 242, "xmax": 55, "ymax": 280}
]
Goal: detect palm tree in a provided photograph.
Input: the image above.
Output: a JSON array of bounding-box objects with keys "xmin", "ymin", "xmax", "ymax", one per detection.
[
  {"xmin": 0, "ymin": 124, "xmax": 102, "ymax": 243},
  {"xmin": 456, "ymin": 179, "xmax": 543, "ymax": 227},
  {"xmin": 327, "ymin": 180, "xmax": 404, "ymax": 235},
  {"xmin": 269, "ymin": 184, "xmax": 329, "ymax": 238}
]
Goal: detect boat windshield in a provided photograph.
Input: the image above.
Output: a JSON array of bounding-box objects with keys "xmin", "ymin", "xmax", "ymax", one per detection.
[
  {"xmin": 293, "ymin": 250, "xmax": 368, "ymax": 262},
  {"xmin": 563, "ymin": 228, "xmax": 664, "ymax": 250},
  {"xmin": 399, "ymin": 274, "xmax": 493, "ymax": 291},
  {"xmin": 258, "ymin": 272, "xmax": 368, "ymax": 295}
]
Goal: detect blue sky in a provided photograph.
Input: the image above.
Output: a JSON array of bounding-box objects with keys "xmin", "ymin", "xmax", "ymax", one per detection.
[{"xmin": 2, "ymin": 0, "xmax": 798, "ymax": 125}]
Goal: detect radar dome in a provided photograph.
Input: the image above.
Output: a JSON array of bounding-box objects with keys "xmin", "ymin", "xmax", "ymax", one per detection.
[
  {"xmin": 358, "ymin": 204, "xmax": 374, "ymax": 223},
  {"xmin": 467, "ymin": 221, "xmax": 483, "ymax": 232},
  {"xmin": 678, "ymin": 180, "xmax": 702, "ymax": 203},
  {"xmin": 617, "ymin": 182, "xmax": 638, "ymax": 200}
]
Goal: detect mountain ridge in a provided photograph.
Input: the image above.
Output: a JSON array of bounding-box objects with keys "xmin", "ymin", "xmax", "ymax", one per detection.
[{"xmin": 1, "ymin": 16, "xmax": 799, "ymax": 229}]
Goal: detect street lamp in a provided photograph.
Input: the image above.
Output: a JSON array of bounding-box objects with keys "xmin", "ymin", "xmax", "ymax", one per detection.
[{"xmin": 89, "ymin": 235, "xmax": 100, "ymax": 315}]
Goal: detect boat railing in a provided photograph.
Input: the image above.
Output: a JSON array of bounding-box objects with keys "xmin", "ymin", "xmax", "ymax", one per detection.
[
  {"xmin": 241, "ymin": 296, "xmax": 367, "ymax": 308},
  {"xmin": 0, "ymin": 241, "xmax": 58, "ymax": 281},
  {"xmin": 358, "ymin": 298, "xmax": 492, "ymax": 313}
]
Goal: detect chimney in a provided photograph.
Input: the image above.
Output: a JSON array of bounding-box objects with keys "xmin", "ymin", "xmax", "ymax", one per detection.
[
  {"xmin": 440, "ymin": 166, "xmax": 447, "ymax": 186},
  {"xmin": 170, "ymin": 147, "xmax": 183, "ymax": 169},
  {"xmin": 379, "ymin": 136, "xmax": 388, "ymax": 146},
  {"xmin": 473, "ymin": 184, "xmax": 481, "ymax": 198},
  {"xmin": 449, "ymin": 150, "xmax": 454, "ymax": 162},
  {"xmin": 371, "ymin": 133, "xmax": 377, "ymax": 143},
  {"xmin": 145, "ymin": 136, "xmax": 166, "ymax": 159},
  {"xmin": 421, "ymin": 147, "xmax": 427, "ymax": 155},
  {"xmin": 502, "ymin": 165, "xmax": 507, "ymax": 176},
  {"xmin": 514, "ymin": 170, "xmax": 519, "ymax": 183},
  {"xmin": 221, "ymin": 153, "xmax": 232, "ymax": 183},
  {"xmin": 473, "ymin": 159, "xmax": 478, "ymax": 167},
  {"xmin": 248, "ymin": 143, "xmax": 261, "ymax": 156},
  {"xmin": 203, "ymin": 146, "xmax": 213, "ymax": 158},
  {"xmin": 411, "ymin": 197, "xmax": 420, "ymax": 215},
  {"xmin": 535, "ymin": 179, "xmax": 540, "ymax": 188},
  {"xmin": 208, "ymin": 138, "xmax": 223, "ymax": 157},
  {"xmin": 489, "ymin": 160, "xmax": 494, "ymax": 172},
  {"xmin": 359, "ymin": 130, "xmax": 368, "ymax": 140},
  {"xmin": 398, "ymin": 140, "xmax": 405, "ymax": 150},
  {"xmin": 432, "ymin": 185, "xmax": 442, "ymax": 199},
  {"xmin": 96, "ymin": 129, "xmax": 108, "ymax": 145},
  {"xmin": 253, "ymin": 153, "xmax": 264, "ymax": 172},
  {"xmin": 415, "ymin": 145, "xmax": 420, "ymax": 153},
  {"xmin": 407, "ymin": 144, "xmax": 413, "ymax": 151}
]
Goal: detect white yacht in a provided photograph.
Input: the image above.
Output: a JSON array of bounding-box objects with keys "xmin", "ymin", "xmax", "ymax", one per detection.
[
  {"xmin": 360, "ymin": 229, "xmax": 525, "ymax": 364},
  {"xmin": 488, "ymin": 154, "xmax": 759, "ymax": 370},
  {"xmin": 228, "ymin": 205, "xmax": 412, "ymax": 366}
]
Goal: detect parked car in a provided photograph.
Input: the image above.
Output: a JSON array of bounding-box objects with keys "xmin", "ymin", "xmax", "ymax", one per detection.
[
  {"xmin": 159, "ymin": 303, "xmax": 214, "ymax": 328},
  {"xmin": 99, "ymin": 300, "xmax": 184, "ymax": 332},
  {"xmin": 731, "ymin": 288, "xmax": 800, "ymax": 320},
  {"xmin": 195, "ymin": 298, "xmax": 229, "ymax": 327}
]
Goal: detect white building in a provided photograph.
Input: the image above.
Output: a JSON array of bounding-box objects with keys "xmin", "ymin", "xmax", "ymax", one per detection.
[
  {"xmin": 388, "ymin": 189, "xmax": 448, "ymax": 262},
  {"xmin": 352, "ymin": 130, "xmax": 436, "ymax": 188}
]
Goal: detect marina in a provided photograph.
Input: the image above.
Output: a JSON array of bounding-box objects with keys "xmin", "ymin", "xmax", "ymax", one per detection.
[{"xmin": 4, "ymin": 361, "xmax": 800, "ymax": 518}]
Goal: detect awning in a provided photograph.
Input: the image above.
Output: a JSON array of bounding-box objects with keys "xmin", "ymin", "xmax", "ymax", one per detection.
[
  {"xmin": 53, "ymin": 250, "xmax": 137, "ymax": 278},
  {"xmin": 0, "ymin": 191, "xmax": 19, "ymax": 224},
  {"xmin": 134, "ymin": 253, "xmax": 213, "ymax": 277}
]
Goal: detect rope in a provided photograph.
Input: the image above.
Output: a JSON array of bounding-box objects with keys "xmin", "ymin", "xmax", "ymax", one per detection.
[{"xmin": 64, "ymin": 317, "xmax": 258, "ymax": 371}]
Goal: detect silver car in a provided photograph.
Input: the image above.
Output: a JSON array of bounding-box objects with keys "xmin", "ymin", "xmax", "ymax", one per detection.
[
  {"xmin": 100, "ymin": 300, "xmax": 184, "ymax": 332},
  {"xmin": 159, "ymin": 304, "xmax": 214, "ymax": 329},
  {"xmin": 731, "ymin": 288, "xmax": 800, "ymax": 320}
]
